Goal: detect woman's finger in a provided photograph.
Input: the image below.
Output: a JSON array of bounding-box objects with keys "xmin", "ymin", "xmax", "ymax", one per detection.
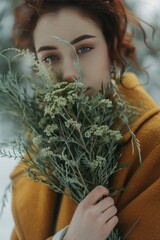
[
  {"xmin": 101, "ymin": 205, "xmax": 117, "ymax": 223},
  {"xmin": 95, "ymin": 196, "xmax": 114, "ymax": 213},
  {"xmin": 81, "ymin": 186, "xmax": 109, "ymax": 206},
  {"xmin": 104, "ymin": 215, "xmax": 119, "ymax": 238}
]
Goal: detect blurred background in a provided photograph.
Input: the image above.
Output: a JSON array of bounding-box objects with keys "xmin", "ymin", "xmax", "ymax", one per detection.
[{"xmin": 0, "ymin": 0, "xmax": 160, "ymax": 239}]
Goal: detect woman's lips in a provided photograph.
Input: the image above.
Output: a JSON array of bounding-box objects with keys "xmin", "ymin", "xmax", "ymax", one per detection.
[
  {"xmin": 84, "ymin": 87, "xmax": 91, "ymax": 93},
  {"xmin": 84, "ymin": 87, "xmax": 95, "ymax": 97}
]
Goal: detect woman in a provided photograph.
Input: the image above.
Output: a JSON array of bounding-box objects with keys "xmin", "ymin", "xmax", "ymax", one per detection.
[{"xmin": 10, "ymin": 0, "xmax": 160, "ymax": 239}]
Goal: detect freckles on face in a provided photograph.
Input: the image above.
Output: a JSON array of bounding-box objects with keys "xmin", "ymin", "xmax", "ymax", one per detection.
[{"xmin": 33, "ymin": 7, "xmax": 110, "ymax": 93}]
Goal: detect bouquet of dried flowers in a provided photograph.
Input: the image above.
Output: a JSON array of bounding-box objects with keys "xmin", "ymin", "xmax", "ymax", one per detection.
[{"xmin": 0, "ymin": 48, "xmax": 141, "ymax": 239}]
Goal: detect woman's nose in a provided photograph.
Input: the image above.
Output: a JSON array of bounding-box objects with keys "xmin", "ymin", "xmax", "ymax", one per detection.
[{"xmin": 62, "ymin": 60, "xmax": 77, "ymax": 82}]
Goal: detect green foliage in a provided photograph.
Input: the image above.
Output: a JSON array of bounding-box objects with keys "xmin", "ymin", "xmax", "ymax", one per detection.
[
  {"xmin": 0, "ymin": 48, "xmax": 141, "ymax": 239},
  {"xmin": 0, "ymin": 183, "xmax": 11, "ymax": 218}
]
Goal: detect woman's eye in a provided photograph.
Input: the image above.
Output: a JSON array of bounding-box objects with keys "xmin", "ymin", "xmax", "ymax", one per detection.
[
  {"xmin": 77, "ymin": 46, "xmax": 93, "ymax": 54},
  {"xmin": 42, "ymin": 55, "xmax": 59, "ymax": 63}
]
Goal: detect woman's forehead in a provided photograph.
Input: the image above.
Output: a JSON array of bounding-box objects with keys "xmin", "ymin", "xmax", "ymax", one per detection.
[{"xmin": 33, "ymin": 8, "xmax": 102, "ymax": 48}]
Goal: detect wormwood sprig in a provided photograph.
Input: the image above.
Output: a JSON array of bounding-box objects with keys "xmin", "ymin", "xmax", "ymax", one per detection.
[
  {"xmin": 0, "ymin": 47, "xmax": 141, "ymax": 240},
  {"xmin": 0, "ymin": 183, "xmax": 11, "ymax": 218}
]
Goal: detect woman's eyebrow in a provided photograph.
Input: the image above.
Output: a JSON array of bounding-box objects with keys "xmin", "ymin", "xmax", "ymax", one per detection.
[
  {"xmin": 37, "ymin": 46, "xmax": 57, "ymax": 53},
  {"xmin": 70, "ymin": 34, "xmax": 96, "ymax": 45},
  {"xmin": 37, "ymin": 34, "xmax": 96, "ymax": 53}
]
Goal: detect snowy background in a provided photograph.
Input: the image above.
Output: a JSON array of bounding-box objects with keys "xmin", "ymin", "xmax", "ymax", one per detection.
[{"xmin": 0, "ymin": 0, "xmax": 160, "ymax": 239}]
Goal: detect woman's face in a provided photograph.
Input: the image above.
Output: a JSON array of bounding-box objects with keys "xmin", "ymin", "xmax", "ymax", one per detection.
[{"xmin": 33, "ymin": 7, "xmax": 110, "ymax": 95}]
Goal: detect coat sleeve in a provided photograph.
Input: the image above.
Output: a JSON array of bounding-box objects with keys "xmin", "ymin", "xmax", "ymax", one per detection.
[
  {"xmin": 47, "ymin": 226, "xmax": 68, "ymax": 240},
  {"xmin": 10, "ymin": 162, "xmax": 60, "ymax": 240}
]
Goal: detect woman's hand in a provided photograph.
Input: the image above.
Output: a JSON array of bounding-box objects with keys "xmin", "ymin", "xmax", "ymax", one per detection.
[{"xmin": 64, "ymin": 186, "xmax": 118, "ymax": 240}]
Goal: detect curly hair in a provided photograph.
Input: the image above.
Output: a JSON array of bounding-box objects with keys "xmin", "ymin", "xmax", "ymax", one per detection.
[{"xmin": 12, "ymin": 0, "xmax": 147, "ymax": 69}]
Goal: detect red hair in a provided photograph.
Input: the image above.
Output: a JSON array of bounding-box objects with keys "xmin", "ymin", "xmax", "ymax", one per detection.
[{"xmin": 12, "ymin": 0, "xmax": 148, "ymax": 69}]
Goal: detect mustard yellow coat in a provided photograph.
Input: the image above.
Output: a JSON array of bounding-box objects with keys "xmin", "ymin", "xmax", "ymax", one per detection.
[{"xmin": 10, "ymin": 73, "xmax": 160, "ymax": 240}]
